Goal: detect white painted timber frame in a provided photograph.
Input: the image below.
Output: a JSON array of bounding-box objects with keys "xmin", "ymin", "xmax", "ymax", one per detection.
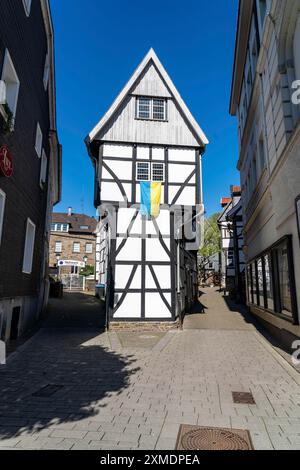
[{"xmin": 88, "ymin": 48, "xmax": 208, "ymax": 146}]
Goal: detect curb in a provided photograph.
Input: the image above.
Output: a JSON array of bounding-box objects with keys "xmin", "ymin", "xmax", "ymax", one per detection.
[
  {"xmin": 254, "ymin": 330, "xmax": 300, "ymax": 386},
  {"xmin": 4, "ymin": 329, "xmax": 44, "ymax": 365}
]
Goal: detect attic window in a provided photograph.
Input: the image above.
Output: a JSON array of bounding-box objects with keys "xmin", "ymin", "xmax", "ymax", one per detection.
[
  {"xmin": 80, "ymin": 225, "xmax": 89, "ymax": 230},
  {"xmin": 136, "ymin": 97, "xmax": 167, "ymax": 121}
]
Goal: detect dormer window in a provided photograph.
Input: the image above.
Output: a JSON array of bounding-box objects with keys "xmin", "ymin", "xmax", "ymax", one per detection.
[{"xmin": 136, "ymin": 97, "xmax": 167, "ymax": 121}]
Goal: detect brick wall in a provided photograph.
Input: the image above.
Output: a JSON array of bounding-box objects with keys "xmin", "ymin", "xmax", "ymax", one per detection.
[{"xmin": 49, "ymin": 232, "xmax": 97, "ymax": 269}]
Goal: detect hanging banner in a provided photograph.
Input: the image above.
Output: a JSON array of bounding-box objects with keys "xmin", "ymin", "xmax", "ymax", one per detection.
[{"xmin": 140, "ymin": 181, "xmax": 162, "ymax": 218}]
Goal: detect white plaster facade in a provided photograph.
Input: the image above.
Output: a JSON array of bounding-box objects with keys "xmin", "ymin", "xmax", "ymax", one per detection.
[{"xmin": 230, "ymin": 0, "xmax": 300, "ymax": 338}]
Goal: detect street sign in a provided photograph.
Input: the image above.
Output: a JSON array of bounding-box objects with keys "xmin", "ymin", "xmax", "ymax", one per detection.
[{"xmin": 57, "ymin": 260, "xmax": 85, "ymax": 268}]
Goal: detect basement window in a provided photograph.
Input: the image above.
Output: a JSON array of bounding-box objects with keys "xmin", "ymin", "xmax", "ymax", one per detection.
[{"xmin": 136, "ymin": 97, "xmax": 167, "ymax": 121}]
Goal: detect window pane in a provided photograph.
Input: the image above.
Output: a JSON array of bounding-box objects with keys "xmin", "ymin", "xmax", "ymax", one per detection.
[
  {"xmin": 247, "ymin": 265, "xmax": 253, "ymax": 304},
  {"xmin": 22, "ymin": 219, "xmax": 35, "ymax": 274},
  {"xmin": 264, "ymin": 253, "xmax": 274, "ymax": 311},
  {"xmin": 276, "ymin": 240, "xmax": 292, "ymax": 316},
  {"xmin": 73, "ymin": 242, "xmax": 80, "ymax": 253},
  {"xmin": 251, "ymin": 263, "xmax": 257, "ymax": 305},
  {"xmin": 137, "ymin": 162, "xmax": 149, "ymax": 181},
  {"xmin": 152, "ymin": 163, "xmax": 164, "ymax": 182},
  {"xmin": 86, "ymin": 243, "xmax": 93, "ymax": 253},
  {"xmin": 257, "ymin": 258, "xmax": 264, "ymax": 306},
  {"xmin": 138, "ymin": 98, "xmax": 150, "ymax": 119},
  {"xmin": 55, "ymin": 241, "xmax": 62, "ymax": 253},
  {"xmin": 153, "ymin": 99, "xmax": 165, "ymax": 120}
]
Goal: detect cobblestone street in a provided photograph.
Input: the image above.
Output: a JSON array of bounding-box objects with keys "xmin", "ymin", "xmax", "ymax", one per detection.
[{"xmin": 1, "ymin": 289, "xmax": 300, "ymax": 450}]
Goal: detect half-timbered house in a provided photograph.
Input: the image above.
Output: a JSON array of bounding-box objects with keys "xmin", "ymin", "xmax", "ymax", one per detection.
[
  {"xmin": 86, "ymin": 49, "xmax": 208, "ymax": 327},
  {"xmin": 218, "ymin": 186, "xmax": 245, "ymax": 302}
]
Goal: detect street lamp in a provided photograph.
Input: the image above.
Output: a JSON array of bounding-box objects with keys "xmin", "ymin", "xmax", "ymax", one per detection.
[
  {"xmin": 83, "ymin": 255, "xmax": 88, "ymax": 266},
  {"xmin": 55, "ymin": 253, "xmax": 61, "ymax": 279}
]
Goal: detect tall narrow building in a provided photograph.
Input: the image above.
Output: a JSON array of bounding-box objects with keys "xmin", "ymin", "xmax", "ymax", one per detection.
[
  {"xmin": 0, "ymin": 0, "xmax": 61, "ymax": 342},
  {"xmin": 86, "ymin": 49, "xmax": 208, "ymax": 328},
  {"xmin": 230, "ymin": 0, "xmax": 300, "ymax": 344}
]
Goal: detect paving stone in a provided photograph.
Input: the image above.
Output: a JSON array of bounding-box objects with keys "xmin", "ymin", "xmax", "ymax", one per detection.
[
  {"xmin": 2, "ymin": 288, "xmax": 300, "ymax": 450},
  {"xmin": 50, "ymin": 429, "xmax": 88, "ymax": 439}
]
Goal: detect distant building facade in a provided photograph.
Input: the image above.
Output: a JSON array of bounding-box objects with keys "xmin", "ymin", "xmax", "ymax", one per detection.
[
  {"xmin": 49, "ymin": 209, "xmax": 97, "ymax": 275},
  {"xmin": 230, "ymin": 0, "xmax": 300, "ymax": 341},
  {"xmin": 218, "ymin": 186, "xmax": 245, "ymax": 302},
  {"xmin": 0, "ymin": 1, "xmax": 61, "ymax": 342},
  {"xmin": 198, "ymin": 252, "xmax": 220, "ymax": 287}
]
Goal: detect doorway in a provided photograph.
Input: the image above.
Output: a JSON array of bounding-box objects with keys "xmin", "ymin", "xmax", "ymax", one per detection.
[{"xmin": 10, "ymin": 306, "xmax": 21, "ymax": 340}]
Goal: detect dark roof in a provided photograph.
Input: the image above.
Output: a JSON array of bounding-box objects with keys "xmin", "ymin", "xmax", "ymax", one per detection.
[{"xmin": 52, "ymin": 212, "xmax": 98, "ymax": 234}]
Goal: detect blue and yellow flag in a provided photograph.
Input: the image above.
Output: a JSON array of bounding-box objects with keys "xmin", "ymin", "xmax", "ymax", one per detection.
[{"xmin": 140, "ymin": 181, "xmax": 162, "ymax": 218}]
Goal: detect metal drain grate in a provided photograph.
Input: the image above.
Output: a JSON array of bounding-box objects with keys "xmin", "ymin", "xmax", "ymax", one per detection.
[
  {"xmin": 32, "ymin": 384, "xmax": 63, "ymax": 397},
  {"xmin": 232, "ymin": 391, "xmax": 256, "ymax": 405},
  {"xmin": 176, "ymin": 425, "xmax": 253, "ymax": 450}
]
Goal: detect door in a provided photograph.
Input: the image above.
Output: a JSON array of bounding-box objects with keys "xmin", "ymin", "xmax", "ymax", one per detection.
[{"xmin": 10, "ymin": 307, "xmax": 21, "ymax": 340}]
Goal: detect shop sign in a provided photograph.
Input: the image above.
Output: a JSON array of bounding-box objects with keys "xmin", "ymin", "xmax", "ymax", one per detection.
[{"xmin": 0, "ymin": 145, "xmax": 13, "ymax": 177}]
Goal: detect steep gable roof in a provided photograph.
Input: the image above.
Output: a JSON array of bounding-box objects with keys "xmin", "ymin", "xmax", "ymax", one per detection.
[{"xmin": 87, "ymin": 48, "xmax": 209, "ymax": 147}]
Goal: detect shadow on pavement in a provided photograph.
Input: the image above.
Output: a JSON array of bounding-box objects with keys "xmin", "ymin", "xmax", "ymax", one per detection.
[{"xmin": 0, "ymin": 328, "xmax": 139, "ymax": 440}]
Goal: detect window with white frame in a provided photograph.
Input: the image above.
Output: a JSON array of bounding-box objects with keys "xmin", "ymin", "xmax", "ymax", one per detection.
[
  {"xmin": 151, "ymin": 163, "xmax": 165, "ymax": 182},
  {"xmin": 51, "ymin": 223, "xmax": 69, "ymax": 232},
  {"xmin": 136, "ymin": 162, "xmax": 150, "ymax": 181},
  {"xmin": 43, "ymin": 53, "xmax": 50, "ymax": 90},
  {"xmin": 35, "ymin": 122, "xmax": 43, "ymax": 158},
  {"xmin": 73, "ymin": 242, "xmax": 80, "ymax": 253},
  {"xmin": 55, "ymin": 241, "xmax": 62, "ymax": 253},
  {"xmin": 22, "ymin": 218, "xmax": 36, "ymax": 274},
  {"xmin": 0, "ymin": 189, "xmax": 6, "ymax": 246},
  {"xmin": 136, "ymin": 162, "xmax": 165, "ymax": 182},
  {"xmin": 40, "ymin": 149, "xmax": 47, "ymax": 188},
  {"xmin": 22, "ymin": 0, "xmax": 32, "ymax": 16},
  {"xmin": 85, "ymin": 243, "xmax": 93, "ymax": 254},
  {"xmin": 136, "ymin": 97, "xmax": 167, "ymax": 121},
  {"xmin": 1, "ymin": 49, "xmax": 20, "ymax": 123}
]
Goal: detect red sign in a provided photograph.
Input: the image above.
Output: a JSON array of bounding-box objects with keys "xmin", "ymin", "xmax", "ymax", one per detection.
[{"xmin": 0, "ymin": 145, "xmax": 13, "ymax": 177}]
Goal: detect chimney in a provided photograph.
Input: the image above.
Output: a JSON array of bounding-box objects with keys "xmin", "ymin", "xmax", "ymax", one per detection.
[
  {"xmin": 220, "ymin": 197, "xmax": 232, "ymax": 208},
  {"xmin": 68, "ymin": 207, "xmax": 72, "ymax": 216}
]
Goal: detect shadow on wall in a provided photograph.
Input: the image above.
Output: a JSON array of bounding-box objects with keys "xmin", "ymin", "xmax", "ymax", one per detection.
[{"xmin": 0, "ymin": 328, "xmax": 139, "ymax": 440}]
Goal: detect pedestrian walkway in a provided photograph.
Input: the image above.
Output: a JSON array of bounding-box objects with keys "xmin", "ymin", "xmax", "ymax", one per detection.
[
  {"xmin": 45, "ymin": 291, "xmax": 106, "ymax": 329},
  {"xmin": 184, "ymin": 287, "xmax": 255, "ymax": 330},
  {"xmin": 1, "ymin": 289, "xmax": 300, "ymax": 450}
]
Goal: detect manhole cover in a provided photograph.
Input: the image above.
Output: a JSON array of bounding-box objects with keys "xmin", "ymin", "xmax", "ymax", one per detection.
[
  {"xmin": 232, "ymin": 391, "xmax": 256, "ymax": 405},
  {"xmin": 176, "ymin": 425, "xmax": 253, "ymax": 450},
  {"xmin": 32, "ymin": 384, "xmax": 63, "ymax": 397}
]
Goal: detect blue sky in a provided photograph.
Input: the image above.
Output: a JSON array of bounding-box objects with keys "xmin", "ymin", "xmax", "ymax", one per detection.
[{"xmin": 51, "ymin": 0, "xmax": 239, "ymax": 217}]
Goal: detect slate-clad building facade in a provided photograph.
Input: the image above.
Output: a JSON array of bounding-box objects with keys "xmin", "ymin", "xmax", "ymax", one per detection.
[
  {"xmin": 86, "ymin": 49, "xmax": 208, "ymax": 327},
  {"xmin": 0, "ymin": 0, "xmax": 61, "ymax": 342}
]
